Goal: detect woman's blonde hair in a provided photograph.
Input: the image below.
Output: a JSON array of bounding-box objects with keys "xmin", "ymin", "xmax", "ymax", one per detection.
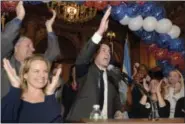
[
  {"xmin": 19, "ymin": 54, "xmax": 51, "ymax": 90},
  {"xmin": 165, "ymin": 69, "xmax": 184, "ymax": 95},
  {"xmin": 170, "ymin": 69, "xmax": 184, "ymax": 88}
]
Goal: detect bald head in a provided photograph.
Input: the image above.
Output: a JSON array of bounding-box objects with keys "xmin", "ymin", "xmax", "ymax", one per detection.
[{"xmin": 14, "ymin": 36, "xmax": 35, "ymax": 63}]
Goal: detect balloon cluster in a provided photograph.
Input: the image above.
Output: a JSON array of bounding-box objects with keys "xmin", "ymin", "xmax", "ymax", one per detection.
[
  {"xmin": 106, "ymin": 1, "xmax": 185, "ymax": 75},
  {"xmin": 1, "ymin": 1, "xmax": 19, "ymax": 13}
]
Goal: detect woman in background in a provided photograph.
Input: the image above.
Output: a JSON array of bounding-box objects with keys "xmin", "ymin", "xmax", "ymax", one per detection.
[
  {"xmin": 164, "ymin": 69, "xmax": 184, "ymax": 118},
  {"xmin": 138, "ymin": 71, "xmax": 170, "ymax": 118}
]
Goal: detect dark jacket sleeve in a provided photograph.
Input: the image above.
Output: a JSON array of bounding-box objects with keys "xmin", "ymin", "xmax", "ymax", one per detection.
[
  {"xmin": 114, "ymin": 92, "xmax": 123, "ymax": 112},
  {"xmin": 44, "ymin": 32, "xmax": 60, "ymax": 62},
  {"xmin": 158, "ymin": 100, "xmax": 170, "ymax": 118},
  {"xmin": 1, "ymin": 18, "xmax": 22, "ymax": 59},
  {"xmin": 137, "ymin": 102, "xmax": 151, "ymax": 118},
  {"xmin": 1, "ymin": 86, "xmax": 22, "ymax": 123},
  {"xmin": 45, "ymin": 94, "xmax": 63, "ymax": 123},
  {"xmin": 175, "ymin": 97, "xmax": 185, "ymax": 118},
  {"xmin": 75, "ymin": 39, "xmax": 98, "ymax": 78}
]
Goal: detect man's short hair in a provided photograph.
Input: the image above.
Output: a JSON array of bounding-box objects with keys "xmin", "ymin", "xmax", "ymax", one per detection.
[
  {"xmin": 96, "ymin": 38, "xmax": 112, "ymax": 54},
  {"xmin": 15, "ymin": 36, "xmax": 32, "ymax": 47}
]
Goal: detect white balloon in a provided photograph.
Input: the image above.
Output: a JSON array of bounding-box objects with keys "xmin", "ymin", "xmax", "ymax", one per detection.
[
  {"xmin": 119, "ymin": 15, "xmax": 131, "ymax": 25},
  {"xmin": 42, "ymin": 0, "xmax": 50, "ymax": 3},
  {"xmin": 128, "ymin": 15, "xmax": 143, "ymax": 31},
  {"xmin": 156, "ymin": 18, "xmax": 172, "ymax": 33},
  {"xmin": 167, "ymin": 25, "xmax": 181, "ymax": 39},
  {"xmin": 143, "ymin": 16, "xmax": 157, "ymax": 32}
]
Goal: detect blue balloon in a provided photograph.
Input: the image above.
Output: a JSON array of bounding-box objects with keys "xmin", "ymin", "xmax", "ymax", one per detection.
[
  {"xmin": 141, "ymin": 1, "xmax": 157, "ymax": 17},
  {"xmin": 162, "ymin": 65, "xmax": 176, "ymax": 77},
  {"xmin": 111, "ymin": 4, "xmax": 127, "ymax": 21},
  {"xmin": 152, "ymin": 6, "xmax": 166, "ymax": 20},
  {"xmin": 157, "ymin": 60, "xmax": 175, "ymax": 77},
  {"xmin": 156, "ymin": 34, "xmax": 171, "ymax": 48},
  {"xmin": 75, "ymin": 1, "xmax": 85, "ymax": 5},
  {"xmin": 142, "ymin": 31, "xmax": 157, "ymax": 44},
  {"xmin": 157, "ymin": 60, "xmax": 169, "ymax": 68},
  {"xmin": 111, "ymin": 3, "xmax": 142, "ymax": 21},
  {"xmin": 134, "ymin": 28, "xmax": 143, "ymax": 37},
  {"xmin": 126, "ymin": 3, "xmax": 141, "ymax": 17},
  {"xmin": 168, "ymin": 38, "xmax": 185, "ymax": 52},
  {"xmin": 134, "ymin": 28, "xmax": 157, "ymax": 44}
]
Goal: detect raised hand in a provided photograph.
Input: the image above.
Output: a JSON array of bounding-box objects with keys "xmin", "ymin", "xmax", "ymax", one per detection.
[
  {"xmin": 156, "ymin": 80, "xmax": 163, "ymax": 94},
  {"xmin": 45, "ymin": 9, "xmax": 57, "ymax": 32},
  {"xmin": 96, "ymin": 6, "xmax": 111, "ymax": 36},
  {"xmin": 143, "ymin": 78, "xmax": 149, "ymax": 92},
  {"xmin": 45, "ymin": 68, "xmax": 62, "ymax": 95},
  {"xmin": 16, "ymin": 1, "xmax": 25, "ymax": 20},
  {"xmin": 145, "ymin": 75, "xmax": 151, "ymax": 82},
  {"xmin": 3, "ymin": 58, "xmax": 21, "ymax": 88}
]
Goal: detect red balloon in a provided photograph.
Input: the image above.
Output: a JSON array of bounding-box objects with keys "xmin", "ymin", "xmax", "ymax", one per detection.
[
  {"xmin": 136, "ymin": 1, "xmax": 145, "ymax": 5},
  {"xmin": 154, "ymin": 48, "xmax": 169, "ymax": 60},
  {"xmin": 94, "ymin": 1, "xmax": 108, "ymax": 10},
  {"xmin": 84, "ymin": 1, "xmax": 95, "ymax": 8},
  {"xmin": 1, "ymin": 1, "xmax": 18, "ymax": 13},
  {"xmin": 109, "ymin": 1, "xmax": 121, "ymax": 6},
  {"xmin": 170, "ymin": 52, "xmax": 185, "ymax": 68},
  {"xmin": 148, "ymin": 44, "xmax": 158, "ymax": 54}
]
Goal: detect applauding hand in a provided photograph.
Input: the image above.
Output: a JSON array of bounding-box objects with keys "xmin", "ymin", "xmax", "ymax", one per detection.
[
  {"xmin": 45, "ymin": 68, "xmax": 62, "ymax": 95},
  {"xmin": 3, "ymin": 58, "xmax": 21, "ymax": 88}
]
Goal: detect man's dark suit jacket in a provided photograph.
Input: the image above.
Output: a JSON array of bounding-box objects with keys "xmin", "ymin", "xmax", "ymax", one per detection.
[{"xmin": 66, "ymin": 38, "xmax": 122, "ymax": 121}]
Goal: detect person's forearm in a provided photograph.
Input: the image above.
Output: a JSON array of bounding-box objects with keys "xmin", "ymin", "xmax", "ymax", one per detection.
[
  {"xmin": 44, "ymin": 32, "xmax": 60, "ymax": 62},
  {"xmin": 1, "ymin": 18, "xmax": 22, "ymax": 58},
  {"xmin": 139, "ymin": 95, "xmax": 147, "ymax": 105},
  {"xmin": 157, "ymin": 92, "xmax": 166, "ymax": 107}
]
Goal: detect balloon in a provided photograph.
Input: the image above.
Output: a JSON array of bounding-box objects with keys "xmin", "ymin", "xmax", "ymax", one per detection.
[
  {"xmin": 1, "ymin": 1, "xmax": 18, "ymax": 12},
  {"xmin": 168, "ymin": 38, "xmax": 185, "ymax": 52},
  {"xmin": 157, "ymin": 60, "xmax": 175, "ymax": 77},
  {"xmin": 128, "ymin": 15, "xmax": 143, "ymax": 31},
  {"xmin": 84, "ymin": 1, "xmax": 95, "ymax": 8},
  {"xmin": 94, "ymin": 1, "xmax": 108, "ymax": 10},
  {"xmin": 157, "ymin": 60, "xmax": 170, "ymax": 68},
  {"xmin": 156, "ymin": 34, "xmax": 171, "ymax": 48},
  {"xmin": 109, "ymin": 1, "xmax": 121, "ymax": 6},
  {"xmin": 154, "ymin": 48, "xmax": 169, "ymax": 60},
  {"xmin": 119, "ymin": 15, "xmax": 131, "ymax": 25},
  {"xmin": 148, "ymin": 44, "xmax": 159, "ymax": 54},
  {"xmin": 162, "ymin": 65, "xmax": 176, "ymax": 77},
  {"xmin": 143, "ymin": 16, "xmax": 157, "ymax": 32},
  {"xmin": 141, "ymin": 1, "xmax": 157, "ymax": 17},
  {"xmin": 111, "ymin": 4, "xmax": 127, "ymax": 21},
  {"xmin": 170, "ymin": 52, "xmax": 185, "ymax": 67},
  {"xmin": 167, "ymin": 25, "xmax": 181, "ymax": 39},
  {"xmin": 127, "ymin": 3, "xmax": 141, "ymax": 17},
  {"xmin": 142, "ymin": 31, "xmax": 157, "ymax": 44},
  {"xmin": 156, "ymin": 18, "xmax": 172, "ymax": 33},
  {"xmin": 152, "ymin": 6, "xmax": 166, "ymax": 20}
]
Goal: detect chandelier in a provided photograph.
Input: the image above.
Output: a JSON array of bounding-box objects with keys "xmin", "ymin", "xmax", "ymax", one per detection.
[{"xmin": 47, "ymin": 1, "xmax": 97, "ymax": 23}]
